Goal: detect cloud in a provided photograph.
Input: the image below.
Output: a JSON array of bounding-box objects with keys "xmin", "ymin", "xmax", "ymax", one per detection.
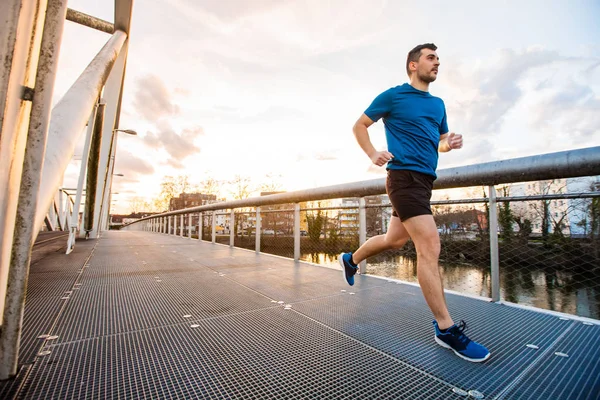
[
  {"xmin": 113, "ymin": 150, "xmax": 155, "ymax": 176},
  {"xmin": 530, "ymin": 80, "xmax": 600, "ymax": 144},
  {"xmin": 132, "ymin": 74, "xmax": 180, "ymax": 122},
  {"xmin": 171, "ymin": 0, "xmax": 391, "ymax": 69},
  {"xmin": 191, "ymin": 0, "xmax": 284, "ymax": 23},
  {"xmin": 439, "ymin": 47, "xmax": 600, "ymax": 164},
  {"xmin": 446, "ymin": 47, "xmax": 563, "ymax": 134},
  {"xmin": 142, "ymin": 122, "xmax": 203, "ymax": 167},
  {"xmin": 296, "ymin": 150, "xmax": 339, "ymax": 162},
  {"xmin": 174, "ymin": 87, "xmax": 191, "ymax": 97}
]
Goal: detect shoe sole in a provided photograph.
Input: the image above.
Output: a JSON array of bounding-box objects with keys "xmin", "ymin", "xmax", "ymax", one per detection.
[
  {"xmin": 338, "ymin": 254, "xmax": 354, "ymax": 286},
  {"xmin": 434, "ymin": 336, "xmax": 490, "ymax": 363}
]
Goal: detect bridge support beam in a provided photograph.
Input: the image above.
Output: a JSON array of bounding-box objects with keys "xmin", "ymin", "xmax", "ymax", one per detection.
[
  {"xmin": 89, "ymin": 0, "xmax": 133, "ymax": 239},
  {"xmin": 0, "ymin": 0, "xmax": 46, "ymax": 334},
  {"xmin": 1, "ymin": 0, "xmax": 67, "ymax": 380}
]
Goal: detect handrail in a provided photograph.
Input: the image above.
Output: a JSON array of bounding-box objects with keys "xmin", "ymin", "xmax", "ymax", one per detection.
[
  {"xmin": 125, "ymin": 146, "xmax": 600, "ymax": 224},
  {"xmin": 34, "ymin": 30, "xmax": 127, "ymax": 238},
  {"xmin": 66, "ymin": 9, "xmax": 114, "ymax": 34}
]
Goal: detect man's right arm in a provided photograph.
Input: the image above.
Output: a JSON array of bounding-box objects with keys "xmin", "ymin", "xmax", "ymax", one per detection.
[{"xmin": 353, "ymin": 113, "xmax": 393, "ymax": 167}]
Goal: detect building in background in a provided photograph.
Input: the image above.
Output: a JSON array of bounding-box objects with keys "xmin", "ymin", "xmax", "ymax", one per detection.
[
  {"xmin": 259, "ymin": 191, "xmax": 296, "ymax": 235},
  {"xmin": 169, "ymin": 192, "xmax": 217, "ymax": 211},
  {"xmin": 505, "ymin": 176, "xmax": 599, "ymax": 237},
  {"xmin": 336, "ymin": 195, "xmax": 390, "ymax": 237},
  {"xmin": 169, "ymin": 192, "xmax": 222, "ymax": 236}
]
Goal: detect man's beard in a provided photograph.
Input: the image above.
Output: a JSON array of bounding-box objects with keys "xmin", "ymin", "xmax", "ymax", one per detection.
[{"xmin": 418, "ymin": 70, "xmax": 437, "ymax": 83}]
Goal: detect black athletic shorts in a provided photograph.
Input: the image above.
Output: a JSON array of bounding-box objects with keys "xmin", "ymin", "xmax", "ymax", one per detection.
[{"xmin": 386, "ymin": 169, "xmax": 435, "ymax": 221}]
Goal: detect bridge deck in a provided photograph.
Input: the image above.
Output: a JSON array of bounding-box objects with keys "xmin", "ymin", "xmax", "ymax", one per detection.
[{"xmin": 1, "ymin": 231, "xmax": 598, "ymax": 399}]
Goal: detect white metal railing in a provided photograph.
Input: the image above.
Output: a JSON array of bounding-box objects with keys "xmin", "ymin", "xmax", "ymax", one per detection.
[{"xmin": 124, "ymin": 146, "xmax": 600, "ymax": 306}]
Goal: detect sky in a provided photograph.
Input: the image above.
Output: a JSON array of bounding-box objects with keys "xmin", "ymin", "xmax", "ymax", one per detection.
[{"xmin": 55, "ymin": 0, "xmax": 600, "ymax": 214}]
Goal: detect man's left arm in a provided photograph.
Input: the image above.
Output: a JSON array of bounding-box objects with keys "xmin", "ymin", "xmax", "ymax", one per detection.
[{"xmin": 439, "ymin": 132, "xmax": 463, "ymax": 153}]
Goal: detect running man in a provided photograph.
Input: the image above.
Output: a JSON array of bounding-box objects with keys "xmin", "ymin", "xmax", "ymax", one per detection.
[{"xmin": 339, "ymin": 43, "xmax": 490, "ymax": 363}]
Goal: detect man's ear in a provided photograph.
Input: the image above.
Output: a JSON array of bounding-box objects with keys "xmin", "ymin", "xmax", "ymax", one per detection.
[{"xmin": 409, "ymin": 61, "xmax": 417, "ymax": 73}]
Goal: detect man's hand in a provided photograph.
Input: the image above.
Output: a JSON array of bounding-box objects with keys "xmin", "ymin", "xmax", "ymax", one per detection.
[
  {"xmin": 447, "ymin": 132, "xmax": 463, "ymax": 150},
  {"xmin": 369, "ymin": 150, "xmax": 394, "ymax": 167}
]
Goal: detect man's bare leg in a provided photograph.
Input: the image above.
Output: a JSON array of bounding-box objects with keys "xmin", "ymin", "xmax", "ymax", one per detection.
[
  {"xmin": 401, "ymin": 214, "xmax": 454, "ymax": 330},
  {"xmin": 351, "ymin": 216, "xmax": 410, "ymax": 264}
]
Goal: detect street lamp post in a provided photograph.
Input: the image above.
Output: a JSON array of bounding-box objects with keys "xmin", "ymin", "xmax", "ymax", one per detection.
[
  {"xmin": 89, "ymin": 128, "xmax": 138, "ymax": 238},
  {"xmin": 113, "ymin": 129, "xmax": 137, "ymax": 136},
  {"xmin": 99, "ymin": 129, "xmax": 137, "ymax": 232}
]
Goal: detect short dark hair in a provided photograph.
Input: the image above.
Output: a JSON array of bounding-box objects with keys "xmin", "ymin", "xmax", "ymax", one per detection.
[{"xmin": 406, "ymin": 43, "xmax": 437, "ymax": 77}]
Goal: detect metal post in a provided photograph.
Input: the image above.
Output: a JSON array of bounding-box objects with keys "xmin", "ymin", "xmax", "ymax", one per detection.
[
  {"xmin": 90, "ymin": 2, "xmax": 133, "ymax": 238},
  {"xmin": 188, "ymin": 213, "xmax": 192, "ymax": 239},
  {"xmin": 358, "ymin": 197, "xmax": 367, "ymax": 274},
  {"xmin": 230, "ymin": 209, "xmax": 235, "ymax": 247},
  {"xmin": 84, "ymin": 102, "xmax": 105, "ymax": 235},
  {"xmin": 58, "ymin": 190, "xmax": 65, "ymax": 229},
  {"xmin": 0, "ymin": 0, "xmax": 45, "ymax": 324},
  {"xmin": 100, "ymin": 135, "xmax": 118, "ymax": 233},
  {"xmin": 294, "ymin": 203, "xmax": 300, "ymax": 261},
  {"xmin": 0, "ymin": 0, "xmax": 68, "ymax": 379},
  {"xmin": 94, "ymin": 125, "xmax": 114, "ymax": 236},
  {"xmin": 255, "ymin": 207, "xmax": 261, "ymax": 254},
  {"xmin": 48, "ymin": 198, "xmax": 58, "ymax": 230},
  {"xmin": 68, "ymin": 104, "xmax": 95, "ymax": 249},
  {"xmin": 489, "ymin": 185, "xmax": 500, "ymax": 302},
  {"xmin": 198, "ymin": 212, "xmax": 202, "ymax": 241},
  {"xmin": 212, "ymin": 212, "xmax": 216, "ymax": 243}
]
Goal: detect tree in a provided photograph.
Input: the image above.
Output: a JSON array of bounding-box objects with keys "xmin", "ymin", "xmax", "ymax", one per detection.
[
  {"xmin": 306, "ymin": 210, "xmax": 325, "ymax": 241},
  {"xmin": 590, "ymin": 197, "xmax": 600, "ymax": 239},
  {"xmin": 514, "ymin": 217, "xmax": 532, "ymax": 244},
  {"xmin": 260, "ymin": 173, "xmax": 284, "ymax": 193},
  {"xmin": 476, "ymin": 188, "xmax": 490, "ymax": 242},
  {"xmin": 200, "ymin": 175, "xmax": 222, "ymax": 197},
  {"xmin": 153, "ymin": 174, "xmax": 191, "ymax": 212},
  {"xmin": 229, "ymin": 175, "xmax": 253, "ymax": 200},
  {"xmin": 497, "ymin": 186, "xmax": 514, "ymax": 242},
  {"xmin": 129, "ymin": 196, "xmax": 145, "ymax": 214},
  {"xmin": 177, "ymin": 175, "xmax": 191, "ymax": 194},
  {"xmin": 526, "ymin": 180, "xmax": 563, "ymax": 245}
]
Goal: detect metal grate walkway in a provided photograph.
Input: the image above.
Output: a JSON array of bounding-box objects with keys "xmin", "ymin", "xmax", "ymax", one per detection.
[{"xmin": 1, "ymin": 231, "xmax": 598, "ymax": 399}]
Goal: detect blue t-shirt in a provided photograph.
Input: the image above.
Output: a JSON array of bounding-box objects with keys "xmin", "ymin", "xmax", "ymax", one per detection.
[{"xmin": 364, "ymin": 83, "xmax": 448, "ymax": 178}]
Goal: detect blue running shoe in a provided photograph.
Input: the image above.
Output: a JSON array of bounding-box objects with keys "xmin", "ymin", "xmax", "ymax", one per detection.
[
  {"xmin": 338, "ymin": 253, "xmax": 358, "ymax": 286},
  {"xmin": 433, "ymin": 320, "xmax": 490, "ymax": 363}
]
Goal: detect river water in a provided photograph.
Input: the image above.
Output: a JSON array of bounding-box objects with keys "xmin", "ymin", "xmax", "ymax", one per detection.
[{"xmin": 299, "ymin": 252, "xmax": 600, "ymax": 320}]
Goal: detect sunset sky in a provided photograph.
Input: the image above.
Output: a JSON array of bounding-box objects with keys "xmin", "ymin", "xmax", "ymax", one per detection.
[{"xmin": 55, "ymin": 0, "xmax": 600, "ymax": 214}]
